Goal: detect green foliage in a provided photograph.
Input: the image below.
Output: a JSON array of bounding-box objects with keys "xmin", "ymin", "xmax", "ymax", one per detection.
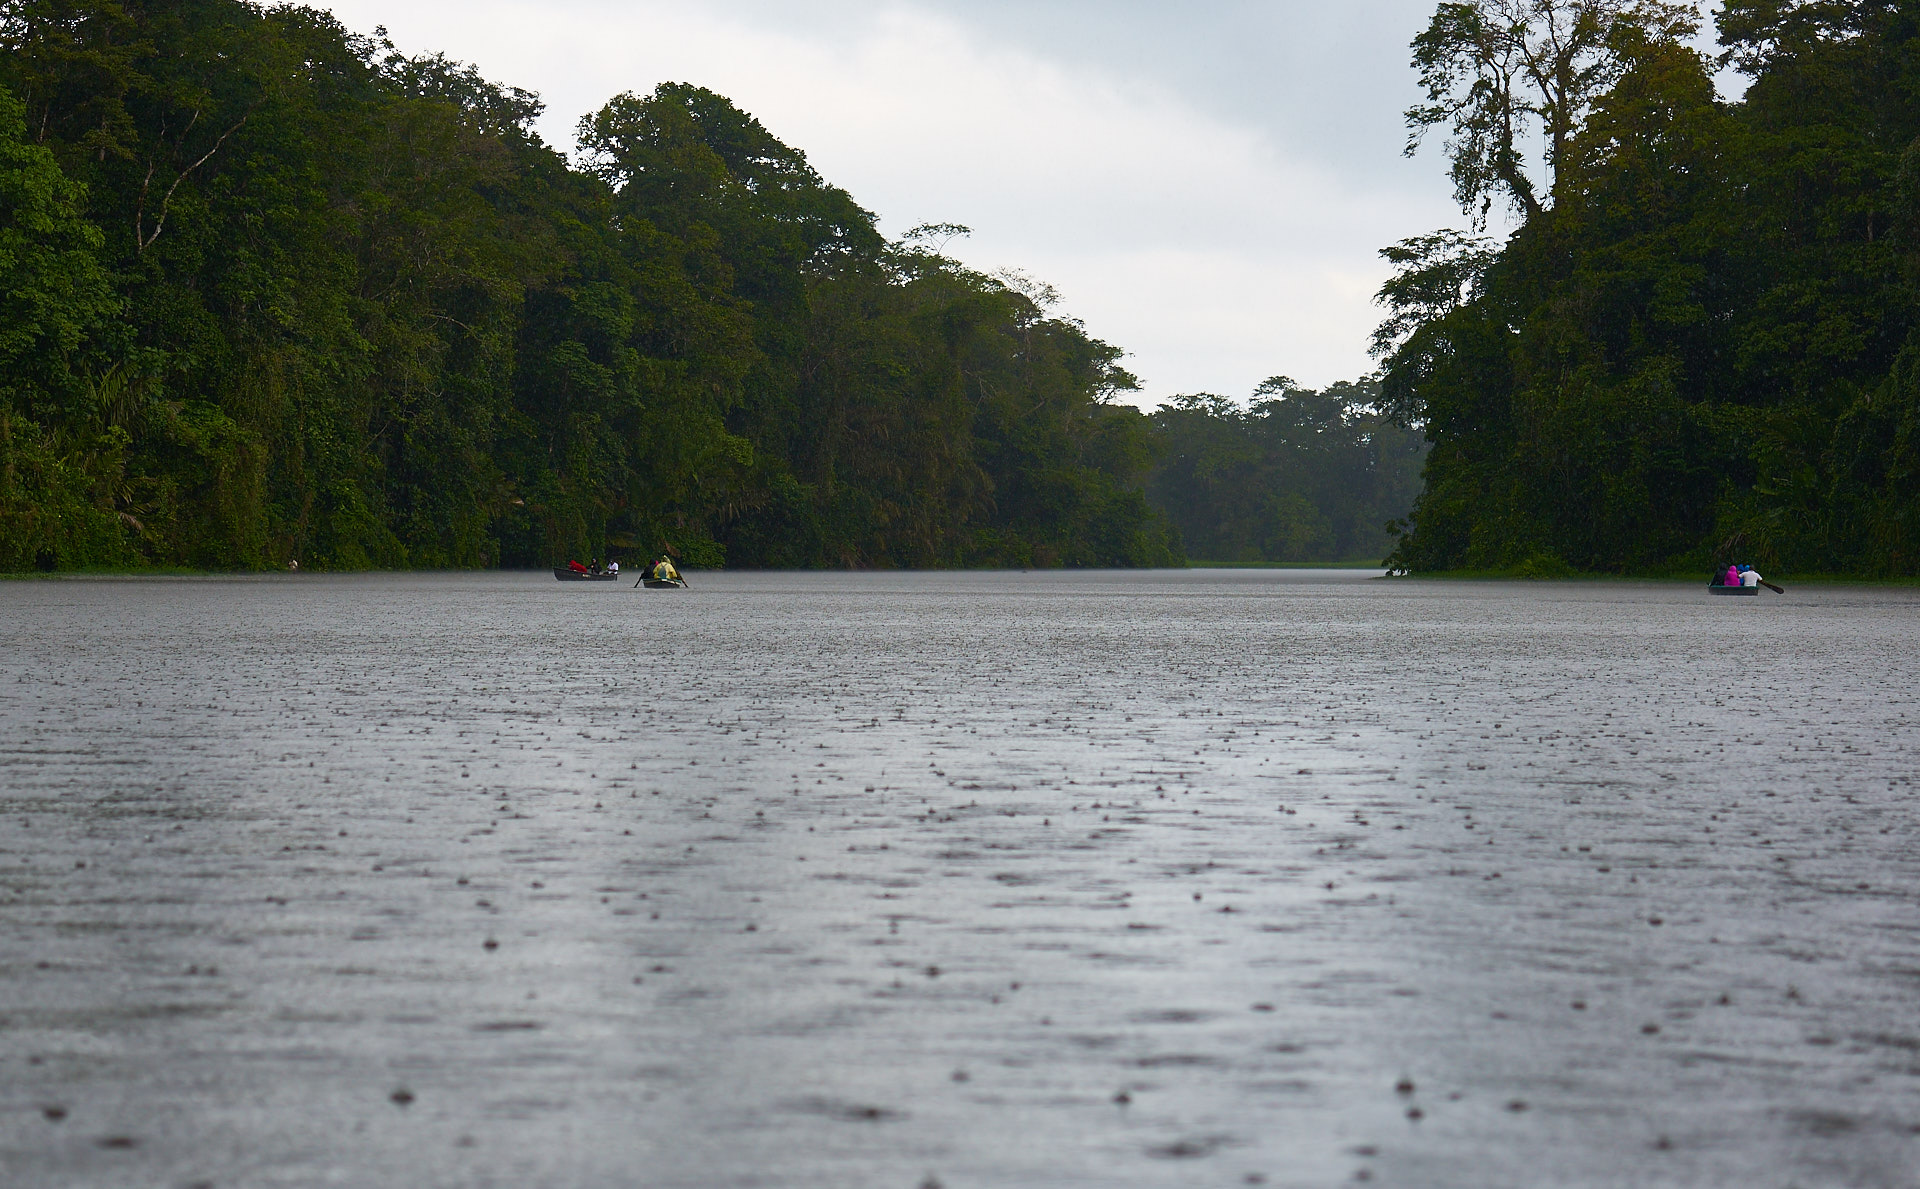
[
  {"xmin": 0, "ymin": 80, "xmax": 125, "ymax": 568},
  {"xmin": 1406, "ymin": 0, "xmax": 1698, "ymax": 226},
  {"xmin": 0, "ymin": 1, "xmax": 1176, "ymax": 571},
  {"xmin": 1385, "ymin": 0, "xmax": 1920, "ymax": 577},
  {"xmin": 1145, "ymin": 377, "xmax": 1428, "ymax": 563}
]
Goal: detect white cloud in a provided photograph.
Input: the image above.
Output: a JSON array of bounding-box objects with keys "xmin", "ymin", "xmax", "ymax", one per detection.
[{"xmin": 323, "ymin": 0, "xmax": 1462, "ymax": 401}]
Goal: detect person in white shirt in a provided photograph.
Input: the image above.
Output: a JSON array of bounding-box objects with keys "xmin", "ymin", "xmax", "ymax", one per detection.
[
  {"xmin": 608, "ymin": 560, "xmax": 619, "ymax": 577},
  {"xmin": 1741, "ymin": 566, "xmax": 1762, "ymax": 587}
]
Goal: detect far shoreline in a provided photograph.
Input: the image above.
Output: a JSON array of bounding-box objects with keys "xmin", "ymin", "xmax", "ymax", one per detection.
[{"xmin": 5, "ymin": 565, "xmax": 1917, "ymax": 587}]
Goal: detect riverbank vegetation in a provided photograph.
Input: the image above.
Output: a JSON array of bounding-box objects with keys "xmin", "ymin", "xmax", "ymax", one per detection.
[
  {"xmin": 0, "ymin": 0, "xmax": 1182, "ymax": 572},
  {"xmin": 1380, "ymin": 0, "xmax": 1920, "ymax": 578},
  {"xmin": 32, "ymin": 1, "xmax": 1891, "ymax": 579}
]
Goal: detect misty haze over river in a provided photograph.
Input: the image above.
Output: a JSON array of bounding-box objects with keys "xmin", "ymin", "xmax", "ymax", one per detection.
[{"xmin": 2, "ymin": 570, "xmax": 1917, "ymax": 1188}]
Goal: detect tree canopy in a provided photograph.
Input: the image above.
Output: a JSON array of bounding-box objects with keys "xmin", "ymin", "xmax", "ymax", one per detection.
[
  {"xmin": 0, "ymin": 0, "xmax": 1179, "ymax": 571},
  {"xmin": 1383, "ymin": 0, "xmax": 1920, "ymax": 576}
]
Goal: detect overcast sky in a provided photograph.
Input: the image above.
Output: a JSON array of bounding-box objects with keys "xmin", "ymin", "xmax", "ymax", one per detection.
[{"xmin": 315, "ymin": 1, "xmax": 1574, "ymax": 403}]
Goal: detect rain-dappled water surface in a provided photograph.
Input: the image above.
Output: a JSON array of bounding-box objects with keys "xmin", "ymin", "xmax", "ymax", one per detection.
[{"xmin": 2, "ymin": 569, "xmax": 1918, "ymax": 1189}]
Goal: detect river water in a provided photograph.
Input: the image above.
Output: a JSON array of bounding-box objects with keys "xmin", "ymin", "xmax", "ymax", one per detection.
[{"xmin": 2, "ymin": 570, "xmax": 1917, "ymax": 1189}]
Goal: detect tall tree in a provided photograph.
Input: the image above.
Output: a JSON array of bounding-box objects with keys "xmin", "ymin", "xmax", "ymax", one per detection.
[{"xmin": 1407, "ymin": 0, "xmax": 1698, "ymax": 224}]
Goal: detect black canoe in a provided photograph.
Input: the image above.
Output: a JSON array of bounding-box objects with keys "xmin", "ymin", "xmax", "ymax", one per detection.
[
  {"xmin": 554, "ymin": 567, "xmax": 618, "ymax": 582},
  {"xmin": 1708, "ymin": 584, "xmax": 1759, "ymax": 595},
  {"xmin": 642, "ymin": 577, "xmax": 687, "ymax": 589}
]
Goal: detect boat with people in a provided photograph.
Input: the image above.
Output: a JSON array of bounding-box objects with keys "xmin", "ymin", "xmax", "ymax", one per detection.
[
  {"xmin": 636, "ymin": 555, "xmax": 687, "ymax": 589},
  {"xmin": 554, "ymin": 558, "xmax": 619, "ymax": 582},
  {"xmin": 1708, "ymin": 562, "xmax": 1780, "ymax": 595}
]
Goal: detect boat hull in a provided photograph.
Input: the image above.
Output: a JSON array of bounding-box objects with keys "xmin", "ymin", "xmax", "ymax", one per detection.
[
  {"xmin": 642, "ymin": 578, "xmax": 687, "ymax": 589},
  {"xmin": 1708, "ymin": 585, "xmax": 1759, "ymax": 595},
  {"xmin": 553, "ymin": 567, "xmax": 617, "ymax": 582}
]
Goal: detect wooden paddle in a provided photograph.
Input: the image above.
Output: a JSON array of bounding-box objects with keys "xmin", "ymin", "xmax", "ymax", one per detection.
[{"xmin": 1761, "ymin": 579, "xmax": 1784, "ymax": 594}]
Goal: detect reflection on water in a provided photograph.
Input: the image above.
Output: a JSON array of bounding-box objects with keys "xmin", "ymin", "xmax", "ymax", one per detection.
[{"xmin": 1, "ymin": 570, "xmax": 1917, "ymax": 1188}]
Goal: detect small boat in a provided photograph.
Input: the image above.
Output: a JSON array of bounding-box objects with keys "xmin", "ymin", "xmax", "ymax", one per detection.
[
  {"xmin": 1708, "ymin": 583, "xmax": 1758, "ymax": 596},
  {"xmin": 553, "ymin": 567, "xmax": 617, "ymax": 582},
  {"xmin": 641, "ymin": 577, "xmax": 687, "ymax": 589}
]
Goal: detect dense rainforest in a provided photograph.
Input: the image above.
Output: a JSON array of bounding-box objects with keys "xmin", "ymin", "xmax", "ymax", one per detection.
[
  {"xmin": 0, "ymin": 0, "xmax": 1201, "ymax": 572},
  {"xmin": 1147, "ymin": 376, "xmax": 1427, "ymax": 563},
  {"xmin": 1380, "ymin": 0, "xmax": 1920, "ymax": 576}
]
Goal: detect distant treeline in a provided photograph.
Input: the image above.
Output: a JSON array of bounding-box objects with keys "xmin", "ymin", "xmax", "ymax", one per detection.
[
  {"xmin": 0, "ymin": 0, "xmax": 1188, "ymax": 571},
  {"xmin": 1147, "ymin": 377, "xmax": 1426, "ymax": 563},
  {"xmin": 1380, "ymin": 0, "xmax": 1920, "ymax": 576}
]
